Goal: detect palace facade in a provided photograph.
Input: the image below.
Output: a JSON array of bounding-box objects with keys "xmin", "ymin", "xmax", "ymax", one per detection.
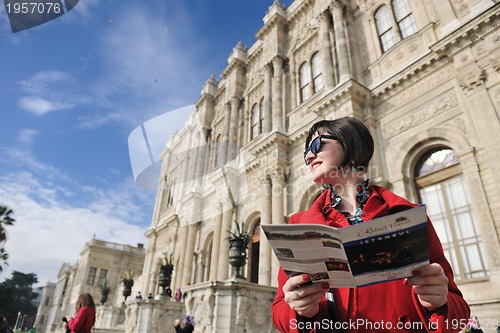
[
  {"xmin": 38, "ymin": 1, "xmax": 500, "ymax": 332},
  {"xmin": 140, "ymin": 0, "xmax": 500, "ymax": 331}
]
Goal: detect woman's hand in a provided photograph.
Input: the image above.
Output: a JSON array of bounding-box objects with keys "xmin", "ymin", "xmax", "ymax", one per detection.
[
  {"xmin": 283, "ymin": 274, "xmax": 330, "ymax": 318},
  {"xmin": 67, "ymin": 317, "xmax": 74, "ymax": 321},
  {"xmin": 405, "ymin": 263, "xmax": 449, "ymax": 311}
]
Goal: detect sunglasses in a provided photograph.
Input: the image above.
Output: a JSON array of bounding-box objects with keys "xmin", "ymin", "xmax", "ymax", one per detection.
[{"xmin": 303, "ymin": 135, "xmax": 337, "ymax": 165}]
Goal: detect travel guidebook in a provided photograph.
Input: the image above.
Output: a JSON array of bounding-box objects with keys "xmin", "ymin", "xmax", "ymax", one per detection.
[{"xmin": 261, "ymin": 205, "xmax": 429, "ymax": 288}]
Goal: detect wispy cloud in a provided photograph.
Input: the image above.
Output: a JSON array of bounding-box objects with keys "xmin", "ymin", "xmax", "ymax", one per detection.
[
  {"xmin": 83, "ymin": 4, "xmax": 208, "ymax": 128},
  {"xmin": 18, "ymin": 96, "xmax": 74, "ymax": 115},
  {"xmin": 17, "ymin": 70, "xmax": 83, "ymax": 116},
  {"xmin": 18, "ymin": 70, "xmax": 71, "ymax": 94},
  {"xmin": 0, "ymin": 148, "xmax": 154, "ymax": 285},
  {"xmin": 16, "ymin": 129, "xmax": 40, "ymax": 144}
]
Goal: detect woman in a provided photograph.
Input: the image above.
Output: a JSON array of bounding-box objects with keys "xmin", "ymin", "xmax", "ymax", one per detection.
[
  {"xmin": 272, "ymin": 117, "xmax": 470, "ymax": 333},
  {"xmin": 65, "ymin": 293, "xmax": 96, "ymax": 333}
]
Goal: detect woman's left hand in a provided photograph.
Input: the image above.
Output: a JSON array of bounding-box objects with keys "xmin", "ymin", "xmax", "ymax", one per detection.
[{"xmin": 405, "ymin": 263, "xmax": 449, "ymax": 311}]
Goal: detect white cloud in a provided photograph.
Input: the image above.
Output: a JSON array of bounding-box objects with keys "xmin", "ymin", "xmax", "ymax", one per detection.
[
  {"xmin": 16, "ymin": 129, "xmax": 40, "ymax": 144},
  {"xmin": 0, "ymin": 149, "xmax": 154, "ymax": 286},
  {"xmin": 18, "ymin": 96, "xmax": 74, "ymax": 115},
  {"xmin": 18, "ymin": 70, "xmax": 71, "ymax": 94}
]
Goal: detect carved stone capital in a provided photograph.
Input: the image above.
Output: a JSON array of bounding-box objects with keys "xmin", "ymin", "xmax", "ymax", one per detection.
[{"xmin": 458, "ymin": 66, "xmax": 485, "ymax": 91}]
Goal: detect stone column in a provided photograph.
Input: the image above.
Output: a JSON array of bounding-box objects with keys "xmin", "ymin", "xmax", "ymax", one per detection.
[
  {"xmin": 181, "ymin": 223, "xmax": 197, "ymax": 286},
  {"xmin": 227, "ymin": 97, "xmax": 240, "ymax": 161},
  {"xmin": 244, "ymin": 109, "xmax": 250, "ymax": 144},
  {"xmin": 263, "ymin": 63, "xmax": 273, "ymax": 133},
  {"xmin": 258, "ymin": 176, "xmax": 272, "ymax": 286},
  {"xmin": 271, "ymin": 170, "xmax": 286, "ymax": 285},
  {"xmin": 318, "ymin": 11, "xmax": 335, "ymax": 90},
  {"xmin": 194, "ymin": 135, "xmax": 207, "ymax": 189},
  {"xmin": 177, "ymin": 155, "xmax": 190, "ymax": 198},
  {"xmin": 220, "ymin": 103, "xmax": 231, "ymax": 166},
  {"xmin": 330, "ymin": 1, "xmax": 352, "ymax": 82},
  {"xmin": 209, "ymin": 209, "xmax": 223, "ymax": 281},
  {"xmin": 272, "ymin": 56, "xmax": 284, "ymax": 132},
  {"xmin": 174, "ymin": 225, "xmax": 189, "ymax": 291},
  {"xmin": 217, "ymin": 207, "xmax": 233, "ymax": 280}
]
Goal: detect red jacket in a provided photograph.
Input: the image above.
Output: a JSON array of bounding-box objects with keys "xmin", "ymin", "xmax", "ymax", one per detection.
[
  {"xmin": 68, "ymin": 306, "xmax": 95, "ymax": 333},
  {"xmin": 272, "ymin": 186, "xmax": 470, "ymax": 333}
]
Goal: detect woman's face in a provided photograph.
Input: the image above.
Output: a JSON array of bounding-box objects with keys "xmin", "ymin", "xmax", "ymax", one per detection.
[{"xmin": 305, "ymin": 132, "xmax": 345, "ymax": 184}]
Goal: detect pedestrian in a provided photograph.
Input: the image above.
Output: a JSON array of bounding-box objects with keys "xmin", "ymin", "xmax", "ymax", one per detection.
[
  {"xmin": 174, "ymin": 315, "xmax": 194, "ymax": 333},
  {"xmin": 64, "ymin": 293, "xmax": 95, "ymax": 333},
  {"xmin": 271, "ymin": 117, "xmax": 470, "ymax": 332}
]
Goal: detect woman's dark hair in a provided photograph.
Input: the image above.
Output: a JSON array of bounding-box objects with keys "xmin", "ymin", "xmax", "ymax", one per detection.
[
  {"xmin": 76, "ymin": 293, "xmax": 95, "ymax": 311},
  {"xmin": 305, "ymin": 116, "xmax": 374, "ymax": 170}
]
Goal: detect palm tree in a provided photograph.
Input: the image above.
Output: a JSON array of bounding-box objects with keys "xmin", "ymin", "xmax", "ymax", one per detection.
[{"xmin": 0, "ymin": 206, "xmax": 15, "ymax": 272}]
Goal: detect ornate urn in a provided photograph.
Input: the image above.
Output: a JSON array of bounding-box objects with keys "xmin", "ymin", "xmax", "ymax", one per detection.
[{"xmin": 228, "ymin": 221, "xmax": 249, "ymax": 278}]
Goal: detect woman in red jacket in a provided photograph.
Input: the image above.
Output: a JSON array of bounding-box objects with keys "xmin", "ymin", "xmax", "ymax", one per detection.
[
  {"xmin": 272, "ymin": 117, "xmax": 470, "ymax": 333},
  {"xmin": 65, "ymin": 293, "xmax": 96, "ymax": 333}
]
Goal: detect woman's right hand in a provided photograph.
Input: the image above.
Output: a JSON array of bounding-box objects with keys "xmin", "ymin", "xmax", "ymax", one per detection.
[{"xmin": 283, "ymin": 274, "xmax": 330, "ymax": 318}]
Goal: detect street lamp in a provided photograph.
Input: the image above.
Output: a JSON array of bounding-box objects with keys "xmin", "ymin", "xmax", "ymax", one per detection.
[
  {"xmin": 19, "ymin": 314, "xmax": 27, "ymax": 330},
  {"xmin": 14, "ymin": 312, "xmax": 21, "ymax": 331}
]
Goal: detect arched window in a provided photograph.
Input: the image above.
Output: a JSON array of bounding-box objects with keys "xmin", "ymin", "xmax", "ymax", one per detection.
[
  {"xmin": 375, "ymin": 0, "xmax": 417, "ymax": 53},
  {"xmin": 299, "ymin": 62, "xmax": 311, "ymax": 102},
  {"xmin": 415, "ymin": 149, "xmax": 489, "ymax": 281},
  {"xmin": 251, "ymin": 103, "xmax": 261, "ymax": 139},
  {"xmin": 249, "ymin": 219, "xmax": 261, "ymax": 283},
  {"xmin": 299, "ymin": 53, "xmax": 324, "ymax": 103},
  {"xmin": 393, "ymin": 0, "xmax": 417, "ymax": 38},
  {"xmin": 375, "ymin": 5, "xmax": 396, "ymax": 52},
  {"xmin": 311, "ymin": 52, "xmax": 323, "ymax": 93}
]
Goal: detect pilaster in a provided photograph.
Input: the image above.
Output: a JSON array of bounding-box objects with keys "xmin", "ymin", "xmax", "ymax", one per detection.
[{"xmin": 458, "ymin": 64, "xmax": 500, "ymax": 195}]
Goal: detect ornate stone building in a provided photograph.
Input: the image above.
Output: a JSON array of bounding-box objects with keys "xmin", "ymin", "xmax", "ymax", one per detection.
[{"xmin": 138, "ymin": 0, "xmax": 500, "ymax": 332}]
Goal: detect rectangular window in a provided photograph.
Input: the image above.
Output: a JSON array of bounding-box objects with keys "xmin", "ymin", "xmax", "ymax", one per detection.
[
  {"xmin": 87, "ymin": 267, "xmax": 97, "ymax": 285},
  {"xmin": 98, "ymin": 268, "xmax": 108, "ymax": 287}
]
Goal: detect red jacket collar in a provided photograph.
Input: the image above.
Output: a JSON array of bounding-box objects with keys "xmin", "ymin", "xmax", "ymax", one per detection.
[{"xmin": 296, "ymin": 185, "xmax": 417, "ymax": 228}]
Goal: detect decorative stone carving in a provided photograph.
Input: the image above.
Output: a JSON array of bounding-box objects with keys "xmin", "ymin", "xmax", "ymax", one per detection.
[
  {"xmin": 458, "ymin": 66, "xmax": 485, "ymax": 91},
  {"xmin": 383, "ymin": 89, "xmax": 459, "ymax": 139}
]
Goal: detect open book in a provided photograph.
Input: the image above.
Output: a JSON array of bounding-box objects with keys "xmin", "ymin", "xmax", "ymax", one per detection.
[{"xmin": 261, "ymin": 205, "xmax": 429, "ymax": 288}]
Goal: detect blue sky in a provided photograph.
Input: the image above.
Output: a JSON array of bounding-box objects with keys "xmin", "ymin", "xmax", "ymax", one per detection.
[{"xmin": 0, "ymin": 0, "xmax": 278, "ymax": 286}]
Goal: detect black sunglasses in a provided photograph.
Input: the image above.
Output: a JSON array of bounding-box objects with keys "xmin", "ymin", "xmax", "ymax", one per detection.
[{"xmin": 303, "ymin": 135, "xmax": 337, "ymax": 165}]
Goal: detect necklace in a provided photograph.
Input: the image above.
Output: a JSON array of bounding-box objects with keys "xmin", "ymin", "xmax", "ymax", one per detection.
[{"xmin": 329, "ymin": 179, "xmax": 371, "ymax": 225}]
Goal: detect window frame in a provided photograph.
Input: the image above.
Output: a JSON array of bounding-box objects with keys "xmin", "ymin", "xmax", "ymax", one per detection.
[{"xmin": 415, "ymin": 154, "xmax": 489, "ymax": 282}]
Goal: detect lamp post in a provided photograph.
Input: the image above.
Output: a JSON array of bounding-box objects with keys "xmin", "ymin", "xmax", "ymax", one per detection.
[
  {"xmin": 14, "ymin": 312, "xmax": 21, "ymax": 330},
  {"xmin": 20, "ymin": 314, "xmax": 27, "ymax": 330}
]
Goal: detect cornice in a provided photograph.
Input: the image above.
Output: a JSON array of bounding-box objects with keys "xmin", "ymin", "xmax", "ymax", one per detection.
[
  {"xmin": 314, "ymin": 79, "xmax": 372, "ymax": 114},
  {"xmin": 287, "ymin": 0, "xmax": 315, "ymax": 23}
]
